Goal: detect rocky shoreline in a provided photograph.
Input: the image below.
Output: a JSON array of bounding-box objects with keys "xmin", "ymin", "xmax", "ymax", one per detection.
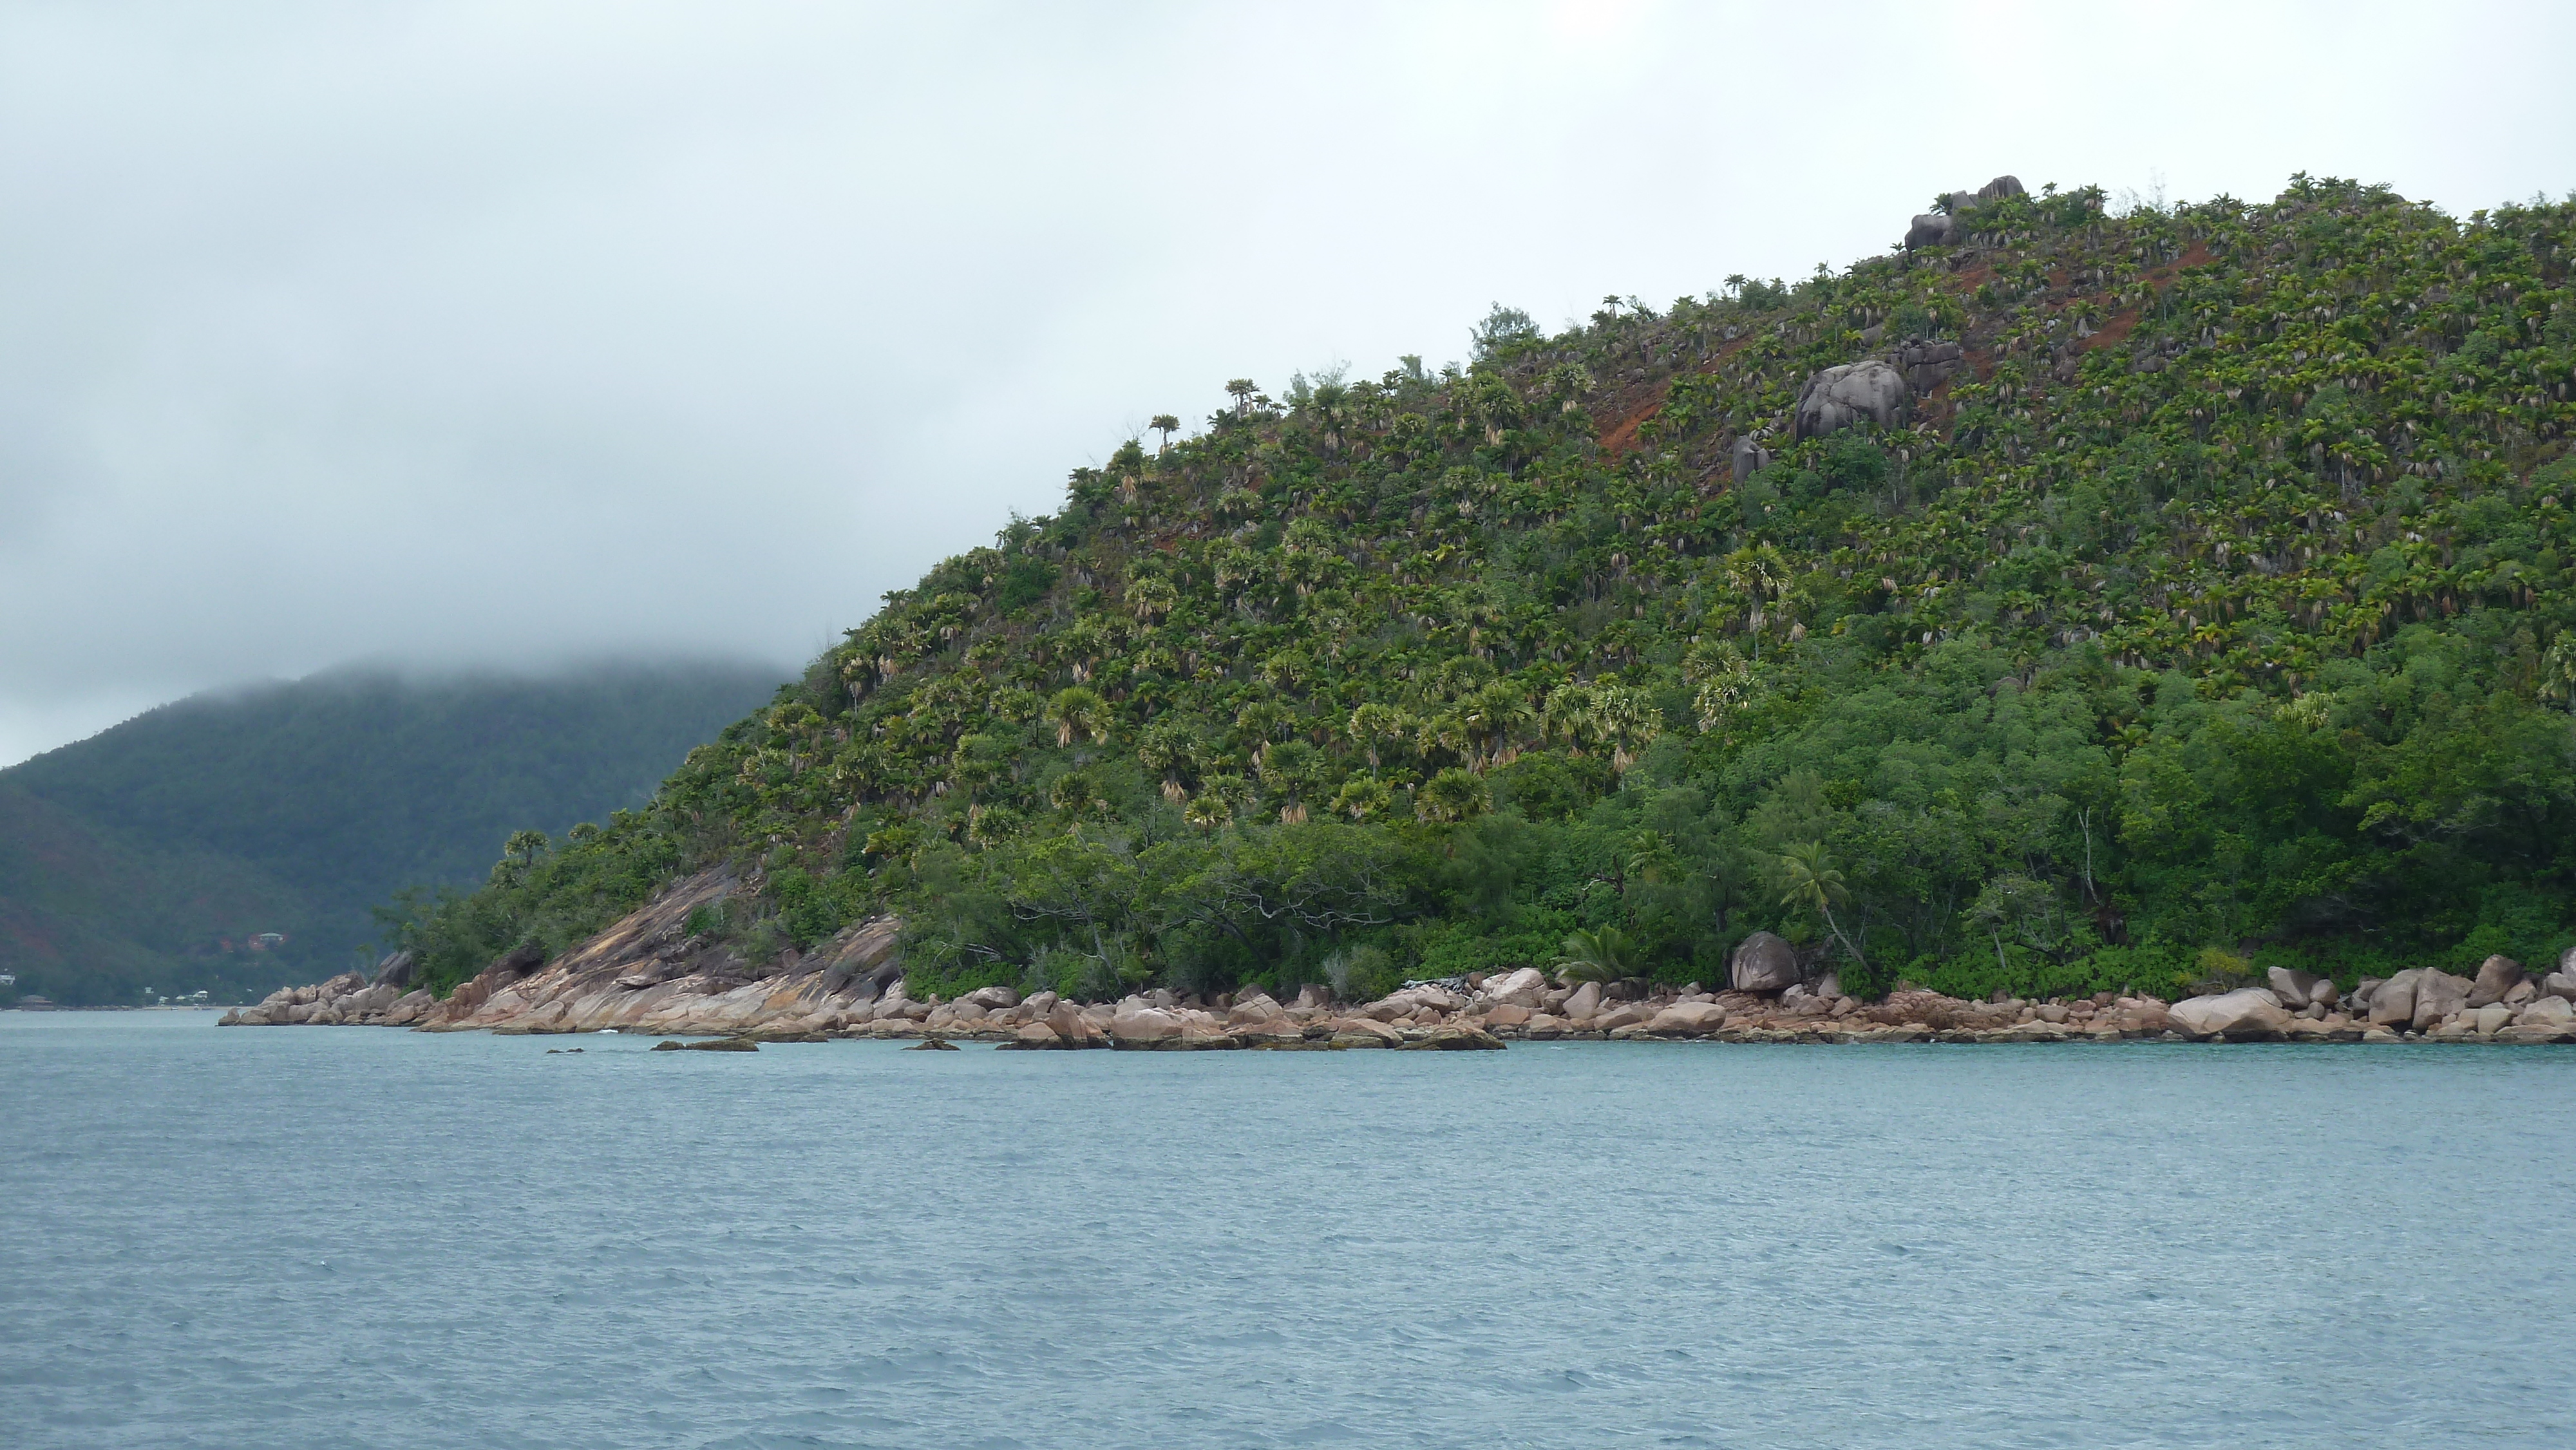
[{"xmin": 220, "ymin": 869, "xmax": 2576, "ymax": 1049}]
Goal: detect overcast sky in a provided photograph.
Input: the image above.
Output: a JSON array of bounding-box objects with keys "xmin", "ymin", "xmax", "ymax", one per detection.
[{"xmin": 4, "ymin": 1, "xmax": 2570, "ymax": 766}]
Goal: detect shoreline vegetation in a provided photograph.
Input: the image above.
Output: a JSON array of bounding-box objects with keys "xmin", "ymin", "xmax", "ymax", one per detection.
[
  {"xmin": 346, "ymin": 176, "xmax": 2576, "ymax": 1020},
  {"xmin": 224, "ymin": 869, "xmax": 2576, "ymax": 1046}
]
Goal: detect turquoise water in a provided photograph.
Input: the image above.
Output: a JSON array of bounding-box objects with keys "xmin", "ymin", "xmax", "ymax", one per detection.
[{"xmin": 3, "ymin": 1012, "xmax": 2568, "ymax": 1449}]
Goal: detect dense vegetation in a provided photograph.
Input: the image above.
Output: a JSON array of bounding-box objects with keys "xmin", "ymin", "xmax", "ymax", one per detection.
[
  {"xmin": 385, "ymin": 176, "xmax": 2576, "ymax": 1007},
  {"xmin": 0, "ymin": 661, "xmax": 779, "ymax": 1004}
]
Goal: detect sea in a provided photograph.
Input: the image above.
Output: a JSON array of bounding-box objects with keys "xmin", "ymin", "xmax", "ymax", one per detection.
[{"xmin": 3, "ymin": 1011, "xmax": 2568, "ymax": 1449}]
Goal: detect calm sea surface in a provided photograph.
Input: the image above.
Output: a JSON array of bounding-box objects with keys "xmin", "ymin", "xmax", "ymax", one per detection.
[{"xmin": 3, "ymin": 1012, "xmax": 2568, "ymax": 1449}]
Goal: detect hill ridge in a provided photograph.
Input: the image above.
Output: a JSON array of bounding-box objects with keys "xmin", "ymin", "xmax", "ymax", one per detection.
[
  {"xmin": 2, "ymin": 660, "xmax": 782, "ymax": 1003},
  {"xmin": 379, "ymin": 174, "xmax": 2576, "ymax": 1009}
]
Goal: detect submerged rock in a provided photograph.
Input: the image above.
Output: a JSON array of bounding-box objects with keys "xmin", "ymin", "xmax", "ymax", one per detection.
[
  {"xmin": 1401, "ymin": 1024, "xmax": 1506, "ymax": 1051},
  {"xmin": 651, "ymin": 1037, "xmax": 759, "ymax": 1052}
]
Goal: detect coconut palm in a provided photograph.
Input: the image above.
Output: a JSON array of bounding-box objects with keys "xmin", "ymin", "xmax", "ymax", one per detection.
[{"xmin": 1776, "ymin": 840, "xmax": 1866, "ymax": 970}]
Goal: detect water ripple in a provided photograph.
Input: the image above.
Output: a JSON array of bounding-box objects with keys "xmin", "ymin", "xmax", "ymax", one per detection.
[{"xmin": 3, "ymin": 1015, "xmax": 2570, "ymax": 1448}]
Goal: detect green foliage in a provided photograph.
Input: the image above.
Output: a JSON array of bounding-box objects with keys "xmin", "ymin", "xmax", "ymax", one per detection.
[
  {"xmin": 1552, "ymin": 925, "xmax": 1638, "ymax": 984},
  {"xmin": 379, "ymin": 177, "xmax": 2576, "ymax": 1001},
  {"xmin": 0, "ymin": 662, "xmax": 777, "ymax": 1001}
]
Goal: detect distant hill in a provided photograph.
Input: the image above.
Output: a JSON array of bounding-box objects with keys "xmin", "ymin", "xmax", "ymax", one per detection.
[{"xmin": 0, "ymin": 661, "xmax": 784, "ymax": 1004}]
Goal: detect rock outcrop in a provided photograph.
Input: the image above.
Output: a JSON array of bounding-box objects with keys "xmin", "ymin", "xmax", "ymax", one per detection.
[
  {"xmin": 2267, "ymin": 967, "xmax": 2336, "ymax": 1010},
  {"xmin": 1730, "ymin": 436, "xmax": 1773, "ymax": 484},
  {"xmin": 220, "ymin": 872, "xmax": 2576, "ymax": 1050},
  {"xmin": 2467, "ymin": 956, "xmax": 2524, "ymax": 1008},
  {"xmin": 1904, "ymin": 212, "xmax": 1955, "ymax": 252},
  {"xmin": 2168, "ymin": 988, "xmax": 2292, "ymax": 1040},
  {"xmin": 1794, "ymin": 360, "xmax": 1908, "ymax": 442},
  {"xmin": 1892, "ymin": 337, "xmax": 1965, "ymax": 395},
  {"xmin": 1728, "ymin": 932, "xmax": 1799, "ymax": 993}
]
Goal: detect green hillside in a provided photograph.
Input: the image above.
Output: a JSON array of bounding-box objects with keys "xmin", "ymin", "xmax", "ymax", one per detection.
[
  {"xmin": 383, "ymin": 176, "xmax": 2576, "ymax": 1007},
  {"xmin": 0, "ymin": 661, "xmax": 782, "ymax": 1003}
]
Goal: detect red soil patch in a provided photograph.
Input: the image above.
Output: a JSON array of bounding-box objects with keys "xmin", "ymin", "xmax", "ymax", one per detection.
[
  {"xmin": 2078, "ymin": 309, "xmax": 2141, "ymax": 353},
  {"xmin": 1596, "ymin": 397, "xmax": 1662, "ymax": 457},
  {"xmin": 1595, "ymin": 329, "xmax": 1765, "ymax": 457}
]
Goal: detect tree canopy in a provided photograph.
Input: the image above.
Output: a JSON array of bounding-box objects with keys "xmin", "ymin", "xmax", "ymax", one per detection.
[{"xmin": 381, "ymin": 177, "xmax": 2576, "ymax": 1006}]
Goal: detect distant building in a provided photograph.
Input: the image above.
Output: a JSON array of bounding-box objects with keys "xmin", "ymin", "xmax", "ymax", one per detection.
[
  {"xmin": 15, "ymin": 995, "xmax": 55, "ymax": 1010},
  {"xmin": 249, "ymin": 932, "xmax": 287, "ymax": 951},
  {"xmin": 0, "ymin": 970, "xmax": 15, "ymax": 986}
]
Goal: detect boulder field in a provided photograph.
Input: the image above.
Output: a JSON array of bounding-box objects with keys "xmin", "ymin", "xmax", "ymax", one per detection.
[{"xmin": 220, "ymin": 885, "xmax": 2576, "ymax": 1049}]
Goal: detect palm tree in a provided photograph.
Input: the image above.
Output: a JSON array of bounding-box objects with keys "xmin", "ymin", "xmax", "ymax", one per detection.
[
  {"xmin": 1346, "ymin": 702, "xmax": 1411, "ymax": 773},
  {"xmin": 1414, "ymin": 767, "xmax": 1489, "ymax": 824},
  {"xmin": 1150, "ymin": 413, "xmax": 1179, "ymax": 451},
  {"xmin": 1551, "ymin": 927, "xmax": 1635, "ymax": 985},
  {"xmin": 1541, "ymin": 682, "xmax": 1600, "ymax": 754},
  {"xmin": 1224, "ymin": 379, "xmax": 1256, "ymax": 419},
  {"xmin": 1330, "ymin": 776, "xmax": 1392, "ymax": 821},
  {"xmin": 1126, "ymin": 575, "xmax": 1177, "ymax": 623},
  {"xmin": 1590, "ymin": 683, "xmax": 1661, "ymax": 773},
  {"xmin": 1776, "ymin": 840, "xmax": 1866, "ymax": 971},
  {"xmin": 1046, "ymin": 686, "xmax": 1110, "ymax": 748},
  {"xmin": 1461, "ymin": 681, "xmax": 1533, "ymax": 767}
]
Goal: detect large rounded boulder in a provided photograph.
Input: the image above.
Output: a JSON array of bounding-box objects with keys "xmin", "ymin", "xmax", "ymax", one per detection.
[
  {"xmin": 1794, "ymin": 360, "xmax": 1908, "ymax": 442},
  {"xmin": 2467, "ymin": 955, "xmax": 2524, "ymax": 1008},
  {"xmin": 2168, "ymin": 988, "xmax": 2291, "ymax": 1040},
  {"xmin": 1905, "ymin": 212, "xmax": 1956, "ymax": 251},
  {"xmin": 1728, "ymin": 932, "xmax": 1800, "ymax": 994}
]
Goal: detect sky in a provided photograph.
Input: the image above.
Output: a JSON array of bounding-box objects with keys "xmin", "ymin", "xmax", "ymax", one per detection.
[{"xmin": 4, "ymin": 0, "xmax": 2571, "ymax": 767}]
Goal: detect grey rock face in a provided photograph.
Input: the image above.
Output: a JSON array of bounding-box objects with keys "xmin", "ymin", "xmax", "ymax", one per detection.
[
  {"xmin": 1728, "ymin": 932, "xmax": 1799, "ymax": 994},
  {"xmin": 1977, "ymin": 174, "xmax": 2025, "ymax": 202},
  {"xmin": 372, "ymin": 952, "xmax": 417, "ymax": 991},
  {"xmin": 815, "ymin": 916, "xmax": 902, "ymax": 997},
  {"xmin": 1893, "ymin": 337, "xmax": 1964, "ymax": 394},
  {"xmin": 1794, "ymin": 360, "xmax": 1908, "ymax": 441},
  {"xmin": 1731, "ymin": 436, "xmax": 1772, "ymax": 484},
  {"xmin": 1905, "ymin": 212, "xmax": 1956, "ymax": 250}
]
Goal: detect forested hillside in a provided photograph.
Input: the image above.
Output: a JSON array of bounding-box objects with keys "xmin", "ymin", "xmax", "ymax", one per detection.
[
  {"xmin": 384, "ymin": 175, "xmax": 2576, "ymax": 1008},
  {"xmin": 1, "ymin": 661, "xmax": 780, "ymax": 1003}
]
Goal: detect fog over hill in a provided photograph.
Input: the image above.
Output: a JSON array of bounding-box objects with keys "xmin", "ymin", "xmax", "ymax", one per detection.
[{"xmin": 0, "ymin": 659, "xmax": 782, "ymax": 1004}]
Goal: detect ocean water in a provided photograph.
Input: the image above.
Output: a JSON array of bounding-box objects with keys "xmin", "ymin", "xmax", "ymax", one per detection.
[{"xmin": 3, "ymin": 1013, "xmax": 2568, "ymax": 1449}]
